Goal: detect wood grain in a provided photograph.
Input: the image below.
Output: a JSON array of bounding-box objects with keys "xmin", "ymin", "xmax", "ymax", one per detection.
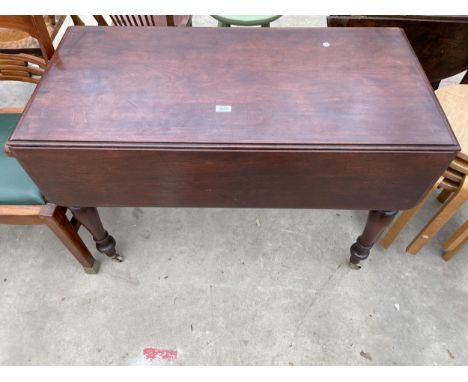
[
  {"xmin": 6, "ymin": 26, "xmax": 461, "ymax": 266},
  {"xmin": 0, "ymin": 205, "xmax": 43, "ymax": 224},
  {"xmin": 327, "ymin": 16, "xmax": 468, "ymax": 86},
  {"xmin": 10, "ymin": 27, "xmax": 457, "ymax": 148},
  {"xmin": 7, "ymin": 27, "xmax": 459, "ymax": 213},
  {"xmin": 11, "ymin": 148, "xmax": 454, "ymax": 210}
]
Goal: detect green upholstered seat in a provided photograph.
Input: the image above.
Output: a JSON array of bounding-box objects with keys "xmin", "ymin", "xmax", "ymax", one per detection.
[
  {"xmin": 0, "ymin": 113, "xmax": 44, "ymax": 205},
  {"xmin": 212, "ymin": 15, "xmax": 281, "ymax": 27}
]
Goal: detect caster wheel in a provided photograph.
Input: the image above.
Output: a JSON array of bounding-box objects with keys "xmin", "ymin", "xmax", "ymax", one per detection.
[
  {"xmin": 348, "ymin": 262, "xmax": 361, "ymax": 270},
  {"xmin": 111, "ymin": 253, "xmax": 124, "ymax": 262}
]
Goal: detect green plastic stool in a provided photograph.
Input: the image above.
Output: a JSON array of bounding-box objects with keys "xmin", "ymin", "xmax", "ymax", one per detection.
[{"xmin": 211, "ymin": 15, "xmax": 281, "ymax": 28}]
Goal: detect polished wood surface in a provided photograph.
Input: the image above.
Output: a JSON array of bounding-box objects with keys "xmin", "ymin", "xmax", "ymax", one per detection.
[
  {"xmin": 6, "ymin": 27, "xmax": 461, "ymax": 266},
  {"xmin": 327, "ymin": 16, "xmax": 468, "ymax": 88},
  {"xmin": 9, "ymin": 27, "xmax": 458, "ymax": 210},
  {"xmin": 11, "ymin": 27, "xmax": 457, "ymax": 147},
  {"xmin": 10, "ymin": 148, "xmax": 455, "ymax": 210}
]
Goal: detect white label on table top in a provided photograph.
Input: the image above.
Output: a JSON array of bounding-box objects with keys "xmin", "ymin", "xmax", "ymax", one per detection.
[{"xmin": 215, "ymin": 105, "xmax": 232, "ymax": 112}]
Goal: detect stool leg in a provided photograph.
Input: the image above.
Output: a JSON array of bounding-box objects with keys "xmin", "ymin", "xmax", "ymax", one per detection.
[
  {"xmin": 442, "ymin": 220, "xmax": 468, "ymax": 261},
  {"xmin": 407, "ymin": 176, "xmax": 468, "ymax": 255},
  {"xmin": 437, "ymin": 189, "xmax": 452, "ymax": 203},
  {"xmin": 380, "ymin": 178, "xmax": 442, "ymax": 248}
]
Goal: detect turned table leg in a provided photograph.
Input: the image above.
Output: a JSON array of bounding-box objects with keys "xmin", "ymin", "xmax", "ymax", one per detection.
[
  {"xmin": 69, "ymin": 207, "xmax": 123, "ymax": 262},
  {"xmin": 350, "ymin": 210, "xmax": 398, "ymax": 268}
]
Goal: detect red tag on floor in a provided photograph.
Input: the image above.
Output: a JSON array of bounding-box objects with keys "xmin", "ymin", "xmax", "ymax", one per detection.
[{"xmin": 143, "ymin": 347, "xmax": 178, "ymax": 361}]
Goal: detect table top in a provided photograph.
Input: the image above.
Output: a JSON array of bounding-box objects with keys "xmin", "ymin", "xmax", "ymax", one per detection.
[{"xmin": 10, "ymin": 26, "xmax": 458, "ymax": 151}]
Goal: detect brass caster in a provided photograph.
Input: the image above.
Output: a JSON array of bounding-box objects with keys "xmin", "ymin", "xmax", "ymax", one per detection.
[
  {"xmin": 111, "ymin": 253, "xmax": 124, "ymax": 262},
  {"xmin": 349, "ymin": 261, "xmax": 362, "ymax": 270}
]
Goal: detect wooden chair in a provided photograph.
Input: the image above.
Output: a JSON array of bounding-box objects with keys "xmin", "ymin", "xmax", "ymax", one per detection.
[
  {"xmin": 0, "ymin": 15, "xmax": 63, "ymax": 58},
  {"xmin": 326, "ymin": 16, "xmax": 468, "ymax": 89},
  {"xmin": 0, "ymin": 17, "xmax": 100, "ymax": 274},
  {"xmin": 211, "ymin": 15, "xmax": 281, "ymax": 27},
  {"xmin": 381, "ymin": 85, "xmax": 468, "ymax": 259},
  {"xmin": 92, "ymin": 15, "xmax": 192, "ymax": 27}
]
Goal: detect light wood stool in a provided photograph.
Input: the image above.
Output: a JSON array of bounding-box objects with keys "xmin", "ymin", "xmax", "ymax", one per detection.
[
  {"xmin": 406, "ymin": 175, "xmax": 467, "ymax": 255},
  {"xmin": 381, "ymin": 85, "xmax": 468, "ymax": 259},
  {"xmin": 443, "ymin": 220, "xmax": 468, "ymax": 260}
]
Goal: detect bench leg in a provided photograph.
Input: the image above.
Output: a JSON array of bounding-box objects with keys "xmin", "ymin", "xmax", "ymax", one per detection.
[
  {"xmin": 350, "ymin": 210, "xmax": 398, "ymax": 268},
  {"xmin": 69, "ymin": 207, "xmax": 123, "ymax": 262},
  {"xmin": 42, "ymin": 206, "xmax": 100, "ymax": 274}
]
